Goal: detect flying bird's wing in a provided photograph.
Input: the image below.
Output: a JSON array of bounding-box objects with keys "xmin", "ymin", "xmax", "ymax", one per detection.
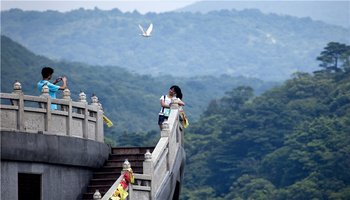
[
  {"xmin": 146, "ymin": 23, "xmax": 153, "ymax": 36},
  {"xmin": 138, "ymin": 24, "xmax": 146, "ymax": 35}
]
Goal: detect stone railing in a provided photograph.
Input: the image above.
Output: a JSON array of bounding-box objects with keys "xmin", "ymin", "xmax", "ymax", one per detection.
[
  {"xmin": 0, "ymin": 81, "xmax": 104, "ymax": 142},
  {"xmin": 101, "ymin": 99, "xmax": 185, "ymax": 200}
]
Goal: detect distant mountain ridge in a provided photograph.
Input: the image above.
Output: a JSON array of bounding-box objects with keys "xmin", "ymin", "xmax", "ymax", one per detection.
[
  {"xmin": 177, "ymin": 1, "xmax": 350, "ymax": 28},
  {"xmin": 1, "ymin": 8, "xmax": 349, "ymax": 81}
]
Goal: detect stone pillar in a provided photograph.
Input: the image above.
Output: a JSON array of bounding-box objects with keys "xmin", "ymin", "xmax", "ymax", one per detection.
[
  {"xmin": 61, "ymin": 88, "xmax": 71, "ymax": 111},
  {"xmin": 63, "ymin": 88, "xmax": 72, "ymax": 136},
  {"xmin": 122, "ymin": 159, "xmax": 131, "ymax": 173},
  {"xmin": 41, "ymin": 84, "xmax": 50, "ymax": 97},
  {"xmin": 13, "ymin": 80, "xmax": 22, "ymax": 94},
  {"xmin": 161, "ymin": 121, "xmax": 170, "ymax": 137},
  {"xmin": 91, "ymin": 94, "xmax": 99, "ymax": 106},
  {"xmin": 12, "ymin": 81, "xmax": 24, "ymax": 130},
  {"xmin": 40, "ymin": 84, "xmax": 52, "ymax": 131},
  {"xmin": 143, "ymin": 149, "xmax": 154, "ymax": 198},
  {"xmin": 79, "ymin": 91, "xmax": 88, "ymax": 139},
  {"xmin": 91, "ymin": 94, "xmax": 104, "ymax": 142},
  {"xmin": 93, "ymin": 189, "xmax": 101, "ymax": 200},
  {"xmin": 79, "ymin": 91, "xmax": 87, "ymax": 103},
  {"xmin": 11, "ymin": 80, "xmax": 22, "ymax": 106},
  {"xmin": 143, "ymin": 150, "xmax": 153, "ymax": 174},
  {"xmin": 63, "ymin": 88, "xmax": 71, "ymax": 100}
]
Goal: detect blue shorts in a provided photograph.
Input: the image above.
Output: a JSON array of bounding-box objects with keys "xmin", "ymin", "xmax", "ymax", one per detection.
[{"xmin": 158, "ymin": 115, "xmax": 168, "ymax": 125}]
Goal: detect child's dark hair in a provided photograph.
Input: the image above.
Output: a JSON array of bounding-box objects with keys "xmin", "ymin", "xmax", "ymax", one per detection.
[
  {"xmin": 41, "ymin": 67, "xmax": 54, "ymax": 79},
  {"xmin": 170, "ymin": 85, "xmax": 183, "ymax": 99}
]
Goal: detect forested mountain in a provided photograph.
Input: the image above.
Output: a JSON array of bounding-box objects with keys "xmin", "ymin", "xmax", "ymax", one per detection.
[
  {"xmin": 0, "ymin": 35, "xmax": 276, "ymax": 145},
  {"xmin": 1, "ymin": 8, "xmax": 349, "ymax": 81},
  {"xmin": 182, "ymin": 51, "xmax": 350, "ymax": 199}
]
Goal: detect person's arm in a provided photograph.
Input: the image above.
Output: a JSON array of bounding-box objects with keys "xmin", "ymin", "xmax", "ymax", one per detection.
[
  {"xmin": 52, "ymin": 77, "xmax": 62, "ymax": 84},
  {"xmin": 160, "ymin": 99, "xmax": 171, "ymax": 108},
  {"xmin": 59, "ymin": 77, "xmax": 67, "ymax": 90},
  {"xmin": 178, "ymin": 99, "xmax": 185, "ymax": 106}
]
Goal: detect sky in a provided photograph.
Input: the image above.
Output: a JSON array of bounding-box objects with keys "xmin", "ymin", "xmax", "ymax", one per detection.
[{"xmin": 0, "ymin": 0, "xmax": 198, "ymax": 13}]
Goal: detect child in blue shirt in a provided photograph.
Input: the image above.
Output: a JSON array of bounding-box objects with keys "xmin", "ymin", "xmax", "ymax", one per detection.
[{"xmin": 37, "ymin": 67, "xmax": 67, "ymax": 110}]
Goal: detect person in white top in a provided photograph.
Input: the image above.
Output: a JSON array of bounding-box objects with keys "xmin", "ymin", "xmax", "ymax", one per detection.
[{"xmin": 158, "ymin": 85, "xmax": 185, "ymax": 130}]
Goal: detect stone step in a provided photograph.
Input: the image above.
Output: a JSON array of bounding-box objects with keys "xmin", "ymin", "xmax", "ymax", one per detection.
[
  {"xmin": 105, "ymin": 159, "xmax": 144, "ymax": 167},
  {"xmin": 111, "ymin": 146, "xmax": 153, "ymax": 155},
  {"xmin": 97, "ymin": 166, "xmax": 143, "ymax": 173},
  {"xmin": 81, "ymin": 146, "xmax": 154, "ymax": 200},
  {"xmin": 89, "ymin": 178, "xmax": 117, "ymax": 186},
  {"xmin": 109, "ymin": 153, "xmax": 146, "ymax": 161}
]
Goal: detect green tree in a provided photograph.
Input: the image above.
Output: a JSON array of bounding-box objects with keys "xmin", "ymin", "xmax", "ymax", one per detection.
[{"xmin": 316, "ymin": 42, "xmax": 350, "ymax": 72}]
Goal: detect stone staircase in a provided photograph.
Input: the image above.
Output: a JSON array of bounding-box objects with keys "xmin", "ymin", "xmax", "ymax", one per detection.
[{"xmin": 82, "ymin": 147, "xmax": 154, "ymax": 200}]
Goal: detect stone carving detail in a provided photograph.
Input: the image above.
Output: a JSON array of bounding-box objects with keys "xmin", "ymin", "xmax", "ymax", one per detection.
[
  {"xmin": 91, "ymin": 94, "xmax": 99, "ymax": 106},
  {"xmin": 41, "ymin": 85, "xmax": 50, "ymax": 96},
  {"xmin": 13, "ymin": 80, "xmax": 22, "ymax": 93},
  {"xmin": 79, "ymin": 91, "xmax": 87, "ymax": 103},
  {"xmin": 63, "ymin": 88, "xmax": 71, "ymax": 100},
  {"xmin": 145, "ymin": 149, "xmax": 152, "ymax": 161}
]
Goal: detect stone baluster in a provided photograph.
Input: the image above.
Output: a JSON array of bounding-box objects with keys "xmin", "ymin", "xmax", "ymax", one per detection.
[
  {"xmin": 41, "ymin": 84, "xmax": 50, "ymax": 97},
  {"xmin": 79, "ymin": 91, "xmax": 87, "ymax": 103},
  {"xmin": 63, "ymin": 88, "xmax": 71, "ymax": 100},
  {"xmin": 11, "ymin": 80, "xmax": 22, "ymax": 106},
  {"xmin": 93, "ymin": 189, "xmax": 101, "ymax": 200},
  {"xmin": 161, "ymin": 121, "xmax": 170, "ymax": 137},
  {"xmin": 143, "ymin": 149, "xmax": 153, "ymax": 174},
  {"xmin": 79, "ymin": 91, "xmax": 89, "ymax": 139},
  {"xmin": 61, "ymin": 88, "xmax": 71, "ymax": 111},
  {"xmin": 122, "ymin": 159, "xmax": 131, "ymax": 173},
  {"xmin": 40, "ymin": 84, "xmax": 51, "ymax": 131},
  {"xmin": 62, "ymin": 88, "xmax": 72, "ymax": 136},
  {"xmin": 11, "ymin": 81, "xmax": 24, "ymax": 130},
  {"xmin": 91, "ymin": 94, "xmax": 104, "ymax": 142},
  {"xmin": 91, "ymin": 94, "xmax": 99, "ymax": 107},
  {"xmin": 13, "ymin": 80, "xmax": 22, "ymax": 94}
]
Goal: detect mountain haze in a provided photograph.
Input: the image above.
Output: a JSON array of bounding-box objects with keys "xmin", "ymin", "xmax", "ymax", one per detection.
[
  {"xmin": 1, "ymin": 8, "xmax": 349, "ymax": 81},
  {"xmin": 1, "ymin": 35, "xmax": 277, "ymax": 138},
  {"xmin": 178, "ymin": 1, "xmax": 350, "ymax": 28}
]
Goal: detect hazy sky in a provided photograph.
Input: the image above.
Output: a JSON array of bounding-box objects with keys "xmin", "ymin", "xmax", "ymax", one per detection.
[{"xmin": 1, "ymin": 0, "xmax": 198, "ymax": 13}]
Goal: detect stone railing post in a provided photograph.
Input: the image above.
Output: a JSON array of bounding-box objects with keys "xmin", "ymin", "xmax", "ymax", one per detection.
[
  {"xmin": 91, "ymin": 94, "xmax": 103, "ymax": 142},
  {"xmin": 79, "ymin": 91, "xmax": 87, "ymax": 103},
  {"xmin": 122, "ymin": 159, "xmax": 131, "ymax": 173},
  {"xmin": 143, "ymin": 149, "xmax": 154, "ymax": 198},
  {"xmin": 93, "ymin": 189, "xmax": 101, "ymax": 200},
  {"xmin": 91, "ymin": 94, "xmax": 99, "ymax": 107},
  {"xmin": 143, "ymin": 150, "xmax": 153, "ymax": 173},
  {"xmin": 62, "ymin": 88, "xmax": 71, "ymax": 111},
  {"xmin": 63, "ymin": 88, "xmax": 71, "ymax": 100},
  {"xmin": 11, "ymin": 80, "xmax": 22, "ymax": 106},
  {"xmin": 40, "ymin": 84, "xmax": 52, "ymax": 132},
  {"xmin": 161, "ymin": 121, "xmax": 170, "ymax": 137},
  {"xmin": 79, "ymin": 91, "xmax": 88, "ymax": 139},
  {"xmin": 13, "ymin": 80, "xmax": 22, "ymax": 94},
  {"xmin": 12, "ymin": 81, "xmax": 24, "ymax": 131},
  {"xmin": 63, "ymin": 88, "xmax": 72, "ymax": 136}
]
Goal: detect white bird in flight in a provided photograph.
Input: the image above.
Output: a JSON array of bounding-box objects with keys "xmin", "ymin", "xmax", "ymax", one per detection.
[{"xmin": 139, "ymin": 23, "xmax": 153, "ymax": 37}]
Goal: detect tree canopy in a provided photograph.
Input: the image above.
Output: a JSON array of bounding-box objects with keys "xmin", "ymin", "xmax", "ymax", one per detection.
[{"xmin": 182, "ymin": 43, "xmax": 350, "ymax": 199}]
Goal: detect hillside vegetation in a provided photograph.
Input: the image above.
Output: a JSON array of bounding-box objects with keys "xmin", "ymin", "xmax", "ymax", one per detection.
[
  {"xmin": 1, "ymin": 8, "xmax": 349, "ymax": 81},
  {"xmin": 1, "ymin": 35, "xmax": 276, "ymax": 145},
  {"xmin": 181, "ymin": 44, "xmax": 350, "ymax": 199}
]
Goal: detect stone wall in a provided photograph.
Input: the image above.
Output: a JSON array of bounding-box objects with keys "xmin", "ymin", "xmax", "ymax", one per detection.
[{"xmin": 0, "ymin": 131, "xmax": 110, "ymax": 200}]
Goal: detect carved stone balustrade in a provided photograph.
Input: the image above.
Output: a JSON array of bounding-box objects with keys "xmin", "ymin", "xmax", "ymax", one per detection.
[{"xmin": 0, "ymin": 82, "xmax": 104, "ymax": 142}]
